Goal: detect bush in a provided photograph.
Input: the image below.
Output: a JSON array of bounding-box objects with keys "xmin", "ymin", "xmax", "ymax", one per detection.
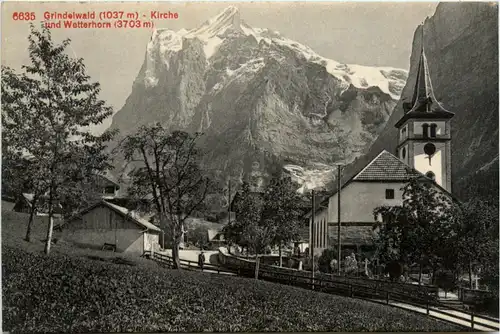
[
  {"xmin": 2, "ymin": 246, "xmax": 463, "ymax": 332},
  {"xmin": 434, "ymin": 270, "xmax": 457, "ymax": 296},
  {"xmin": 318, "ymin": 248, "xmax": 337, "ymax": 273},
  {"xmin": 385, "ymin": 261, "xmax": 404, "ymax": 282},
  {"xmin": 474, "ymin": 295, "xmax": 500, "ymax": 318}
]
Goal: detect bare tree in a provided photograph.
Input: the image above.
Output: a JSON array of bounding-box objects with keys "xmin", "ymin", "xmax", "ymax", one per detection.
[{"xmin": 119, "ymin": 124, "xmax": 213, "ymax": 268}]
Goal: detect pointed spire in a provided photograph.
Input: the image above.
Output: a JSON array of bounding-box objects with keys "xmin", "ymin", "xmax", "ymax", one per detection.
[
  {"xmin": 395, "ymin": 24, "xmax": 454, "ymax": 128},
  {"xmin": 409, "ymin": 24, "xmax": 431, "ymax": 112}
]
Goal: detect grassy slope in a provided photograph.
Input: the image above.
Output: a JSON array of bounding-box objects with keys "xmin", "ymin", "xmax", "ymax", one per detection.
[{"xmin": 2, "ymin": 210, "xmax": 464, "ymax": 332}]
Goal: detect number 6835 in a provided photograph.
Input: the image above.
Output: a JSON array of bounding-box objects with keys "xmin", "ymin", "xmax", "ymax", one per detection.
[{"xmin": 12, "ymin": 12, "xmax": 36, "ymax": 21}]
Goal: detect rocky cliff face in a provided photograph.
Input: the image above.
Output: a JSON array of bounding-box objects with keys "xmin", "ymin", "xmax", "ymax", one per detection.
[
  {"xmin": 348, "ymin": 2, "xmax": 498, "ymax": 202},
  {"xmin": 109, "ymin": 6, "xmax": 407, "ymax": 184}
]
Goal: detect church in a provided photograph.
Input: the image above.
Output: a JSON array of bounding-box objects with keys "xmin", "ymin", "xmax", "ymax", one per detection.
[{"xmin": 307, "ymin": 42, "xmax": 455, "ymax": 257}]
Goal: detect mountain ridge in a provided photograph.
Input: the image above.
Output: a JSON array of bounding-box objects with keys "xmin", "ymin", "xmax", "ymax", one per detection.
[{"xmin": 109, "ymin": 6, "xmax": 408, "ymax": 188}]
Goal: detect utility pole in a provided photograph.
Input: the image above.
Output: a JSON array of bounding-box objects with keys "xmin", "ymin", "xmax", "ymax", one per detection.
[
  {"xmin": 228, "ymin": 177, "xmax": 231, "ymax": 225},
  {"xmin": 311, "ymin": 189, "xmax": 315, "ymax": 278},
  {"xmin": 337, "ymin": 164, "xmax": 342, "ymax": 275},
  {"xmin": 227, "ymin": 177, "xmax": 232, "ymax": 254}
]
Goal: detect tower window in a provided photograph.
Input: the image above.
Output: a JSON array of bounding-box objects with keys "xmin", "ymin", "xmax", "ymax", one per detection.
[
  {"xmin": 425, "ymin": 171, "xmax": 436, "ymax": 181},
  {"xmin": 402, "ymin": 147, "xmax": 406, "ymax": 159},
  {"xmin": 422, "ymin": 123, "xmax": 429, "ymax": 138},
  {"xmin": 401, "ymin": 127, "xmax": 407, "ymax": 139},
  {"xmin": 430, "ymin": 124, "xmax": 437, "ymax": 138},
  {"xmin": 385, "ymin": 189, "xmax": 395, "ymax": 199}
]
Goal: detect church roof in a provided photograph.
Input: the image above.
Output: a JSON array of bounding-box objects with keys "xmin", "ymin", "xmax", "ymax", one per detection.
[
  {"xmin": 395, "ymin": 27, "xmax": 454, "ymax": 128},
  {"xmin": 304, "ymin": 150, "xmax": 457, "ymax": 218},
  {"xmin": 353, "ymin": 150, "xmax": 421, "ymax": 181}
]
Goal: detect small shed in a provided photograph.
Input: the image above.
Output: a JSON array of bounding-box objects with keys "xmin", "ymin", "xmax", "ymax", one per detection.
[{"xmin": 62, "ymin": 200, "xmax": 162, "ymax": 254}]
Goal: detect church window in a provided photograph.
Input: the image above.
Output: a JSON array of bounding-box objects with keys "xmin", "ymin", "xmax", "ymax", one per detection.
[
  {"xmin": 401, "ymin": 127, "xmax": 407, "ymax": 139},
  {"xmin": 425, "ymin": 171, "xmax": 436, "ymax": 181},
  {"xmin": 422, "ymin": 123, "xmax": 429, "ymax": 138},
  {"xmin": 385, "ymin": 189, "xmax": 395, "ymax": 199},
  {"xmin": 430, "ymin": 123, "xmax": 437, "ymax": 138},
  {"xmin": 402, "ymin": 147, "xmax": 406, "ymax": 159}
]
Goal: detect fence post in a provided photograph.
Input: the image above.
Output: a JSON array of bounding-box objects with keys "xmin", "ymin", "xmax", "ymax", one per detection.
[
  {"xmin": 255, "ymin": 256, "xmax": 260, "ymax": 280},
  {"xmin": 471, "ymin": 307, "xmax": 474, "ymax": 330},
  {"xmin": 386, "ymin": 291, "xmax": 390, "ymax": 305},
  {"xmin": 426, "ymin": 299, "xmax": 430, "ymax": 315},
  {"xmin": 350, "ymin": 285, "xmax": 353, "ymax": 297}
]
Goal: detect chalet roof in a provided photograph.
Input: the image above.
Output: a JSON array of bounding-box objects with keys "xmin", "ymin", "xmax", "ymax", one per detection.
[
  {"xmin": 395, "ymin": 34, "xmax": 454, "ymax": 128},
  {"xmin": 207, "ymin": 229, "xmax": 224, "ymax": 241},
  {"xmin": 105, "ymin": 201, "xmax": 161, "ymax": 232},
  {"xmin": 353, "ymin": 150, "xmax": 421, "ymax": 181},
  {"xmin": 95, "ymin": 173, "xmax": 120, "ymax": 188},
  {"xmin": 19, "ymin": 193, "xmax": 64, "ymax": 212},
  {"xmin": 69, "ymin": 200, "xmax": 161, "ymax": 233},
  {"xmin": 22, "ymin": 193, "xmax": 34, "ymax": 204}
]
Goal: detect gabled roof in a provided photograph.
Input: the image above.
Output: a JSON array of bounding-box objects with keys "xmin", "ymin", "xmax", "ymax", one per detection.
[
  {"xmin": 68, "ymin": 200, "xmax": 161, "ymax": 233},
  {"xmin": 207, "ymin": 229, "xmax": 224, "ymax": 241},
  {"xmin": 94, "ymin": 173, "xmax": 120, "ymax": 188},
  {"xmin": 305, "ymin": 149, "xmax": 457, "ymax": 218},
  {"xmin": 19, "ymin": 193, "xmax": 64, "ymax": 212},
  {"xmin": 353, "ymin": 150, "xmax": 421, "ymax": 181},
  {"xmin": 22, "ymin": 193, "xmax": 34, "ymax": 205}
]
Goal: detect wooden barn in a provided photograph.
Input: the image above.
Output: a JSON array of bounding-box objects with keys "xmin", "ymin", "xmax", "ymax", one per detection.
[{"xmin": 61, "ymin": 200, "xmax": 161, "ymax": 254}]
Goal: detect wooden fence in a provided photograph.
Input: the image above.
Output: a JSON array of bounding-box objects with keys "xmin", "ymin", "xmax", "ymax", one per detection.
[
  {"xmin": 143, "ymin": 250, "xmax": 499, "ymax": 331},
  {"xmin": 218, "ymin": 251, "xmax": 439, "ymax": 299}
]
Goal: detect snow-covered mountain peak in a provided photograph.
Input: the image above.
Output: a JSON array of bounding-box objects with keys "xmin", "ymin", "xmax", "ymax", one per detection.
[
  {"xmin": 185, "ymin": 6, "xmax": 242, "ymax": 39},
  {"xmin": 145, "ymin": 7, "xmax": 408, "ymax": 99}
]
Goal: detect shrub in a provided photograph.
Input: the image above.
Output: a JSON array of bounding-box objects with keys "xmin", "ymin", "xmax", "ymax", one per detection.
[
  {"xmin": 385, "ymin": 261, "xmax": 404, "ymax": 282},
  {"xmin": 435, "ymin": 270, "xmax": 457, "ymax": 297},
  {"xmin": 318, "ymin": 248, "xmax": 337, "ymax": 273}
]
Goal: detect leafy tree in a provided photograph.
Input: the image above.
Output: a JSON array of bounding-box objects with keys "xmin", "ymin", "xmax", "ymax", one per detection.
[
  {"xmin": 224, "ymin": 182, "xmax": 266, "ymax": 255},
  {"xmin": 262, "ymin": 175, "xmax": 303, "ymax": 266},
  {"xmin": 455, "ymin": 199, "xmax": 499, "ymax": 289},
  {"xmin": 224, "ymin": 176, "xmax": 305, "ymax": 261},
  {"xmin": 241, "ymin": 220, "xmax": 275, "ymax": 256},
  {"xmin": 318, "ymin": 248, "xmax": 338, "ymax": 273},
  {"xmin": 189, "ymin": 226, "xmax": 209, "ymax": 250},
  {"xmin": 373, "ymin": 177, "xmax": 459, "ymax": 284},
  {"xmin": 119, "ymin": 125, "xmax": 212, "ymax": 269},
  {"xmin": 1, "ymin": 24, "xmax": 114, "ymax": 252},
  {"xmin": 434, "ymin": 270, "xmax": 457, "ymax": 298}
]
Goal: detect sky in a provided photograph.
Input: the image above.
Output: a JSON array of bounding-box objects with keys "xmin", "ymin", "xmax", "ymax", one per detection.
[{"xmin": 1, "ymin": 2, "xmax": 437, "ymax": 134}]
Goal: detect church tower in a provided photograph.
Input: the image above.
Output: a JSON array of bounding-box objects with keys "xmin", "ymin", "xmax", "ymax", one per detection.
[{"xmin": 395, "ymin": 28, "xmax": 454, "ymax": 192}]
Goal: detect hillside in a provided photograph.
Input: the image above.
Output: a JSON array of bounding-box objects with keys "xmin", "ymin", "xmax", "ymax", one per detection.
[{"xmin": 3, "ymin": 245, "xmax": 463, "ymax": 332}]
